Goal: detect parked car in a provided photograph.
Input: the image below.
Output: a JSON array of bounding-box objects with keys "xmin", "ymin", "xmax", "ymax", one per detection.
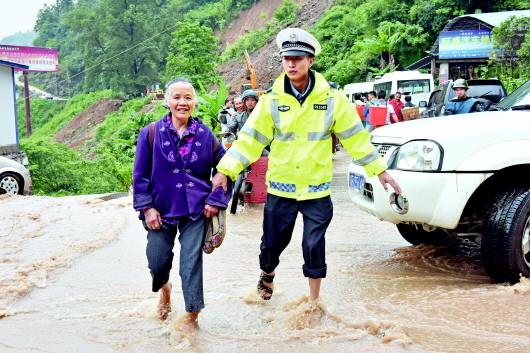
[
  {"xmin": 420, "ymin": 79, "xmax": 507, "ymax": 118},
  {"xmin": 348, "ymin": 79, "xmax": 530, "ymax": 283},
  {"xmin": 0, "ymin": 156, "xmax": 32, "ymax": 195}
]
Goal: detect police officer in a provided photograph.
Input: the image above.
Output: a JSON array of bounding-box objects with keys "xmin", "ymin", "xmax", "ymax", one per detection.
[
  {"xmin": 444, "ymin": 79, "xmax": 478, "ymax": 115},
  {"xmin": 212, "ymin": 28, "xmax": 401, "ymax": 302}
]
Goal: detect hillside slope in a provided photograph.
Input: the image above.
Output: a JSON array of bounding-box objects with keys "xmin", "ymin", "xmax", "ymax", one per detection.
[
  {"xmin": 218, "ymin": 0, "xmax": 285, "ymax": 48},
  {"xmin": 218, "ymin": 0, "xmax": 335, "ymax": 93},
  {"xmin": 54, "ymin": 99, "xmax": 123, "ymax": 149}
]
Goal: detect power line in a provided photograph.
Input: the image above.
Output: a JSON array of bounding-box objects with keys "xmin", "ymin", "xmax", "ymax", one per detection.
[{"xmin": 26, "ymin": 20, "xmax": 180, "ymax": 100}]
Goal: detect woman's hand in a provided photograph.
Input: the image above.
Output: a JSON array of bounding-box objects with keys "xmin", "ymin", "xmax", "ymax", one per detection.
[
  {"xmin": 212, "ymin": 172, "xmax": 228, "ymax": 192},
  {"xmin": 144, "ymin": 208, "xmax": 162, "ymax": 230},
  {"xmin": 204, "ymin": 204, "xmax": 219, "ymax": 218}
]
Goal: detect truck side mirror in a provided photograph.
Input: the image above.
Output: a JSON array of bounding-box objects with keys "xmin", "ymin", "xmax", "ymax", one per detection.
[{"xmin": 418, "ymin": 101, "xmax": 427, "ymax": 108}]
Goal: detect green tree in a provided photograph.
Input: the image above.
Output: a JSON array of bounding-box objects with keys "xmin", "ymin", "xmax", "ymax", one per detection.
[
  {"xmin": 64, "ymin": 0, "xmax": 171, "ymax": 94},
  {"xmin": 518, "ymin": 34, "xmax": 530, "ymax": 76},
  {"xmin": 492, "ymin": 16, "xmax": 530, "ymax": 69},
  {"xmin": 165, "ymin": 22, "xmax": 220, "ymax": 86}
]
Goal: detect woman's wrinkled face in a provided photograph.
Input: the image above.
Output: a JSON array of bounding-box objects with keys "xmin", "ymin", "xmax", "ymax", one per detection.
[{"xmin": 168, "ymin": 83, "xmax": 196, "ymax": 120}]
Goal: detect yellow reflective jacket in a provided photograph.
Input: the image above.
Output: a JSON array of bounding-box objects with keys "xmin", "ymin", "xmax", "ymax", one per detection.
[{"xmin": 216, "ymin": 71, "xmax": 387, "ymax": 200}]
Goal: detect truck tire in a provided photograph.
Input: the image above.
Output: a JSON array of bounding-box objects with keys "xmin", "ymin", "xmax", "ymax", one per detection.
[
  {"xmin": 0, "ymin": 172, "xmax": 22, "ymax": 195},
  {"xmin": 396, "ymin": 224, "xmax": 450, "ymax": 246},
  {"xmin": 481, "ymin": 188, "xmax": 530, "ymax": 284}
]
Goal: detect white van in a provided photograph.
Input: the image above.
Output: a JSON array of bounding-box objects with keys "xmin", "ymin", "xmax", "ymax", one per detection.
[
  {"xmin": 372, "ymin": 71, "xmax": 434, "ymax": 106},
  {"xmin": 343, "ymin": 82, "xmax": 374, "ymax": 103}
]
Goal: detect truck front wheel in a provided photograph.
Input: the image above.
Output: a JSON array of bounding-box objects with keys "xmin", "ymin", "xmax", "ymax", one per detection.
[
  {"xmin": 396, "ymin": 224, "xmax": 451, "ymax": 246},
  {"xmin": 481, "ymin": 188, "xmax": 530, "ymax": 283}
]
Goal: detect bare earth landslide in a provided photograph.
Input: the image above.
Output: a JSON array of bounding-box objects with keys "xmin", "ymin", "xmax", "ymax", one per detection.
[{"xmin": 218, "ymin": 0, "xmax": 335, "ymax": 94}]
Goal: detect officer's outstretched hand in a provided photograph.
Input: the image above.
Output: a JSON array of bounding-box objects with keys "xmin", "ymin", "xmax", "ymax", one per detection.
[
  {"xmin": 378, "ymin": 171, "xmax": 402, "ymax": 195},
  {"xmin": 212, "ymin": 172, "xmax": 228, "ymax": 192}
]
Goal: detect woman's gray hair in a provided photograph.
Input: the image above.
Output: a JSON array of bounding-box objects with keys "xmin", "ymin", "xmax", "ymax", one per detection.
[{"xmin": 164, "ymin": 77, "xmax": 196, "ymax": 108}]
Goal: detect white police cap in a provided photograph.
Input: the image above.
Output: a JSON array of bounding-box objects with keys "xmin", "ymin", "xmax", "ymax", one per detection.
[{"xmin": 276, "ymin": 28, "xmax": 321, "ymax": 57}]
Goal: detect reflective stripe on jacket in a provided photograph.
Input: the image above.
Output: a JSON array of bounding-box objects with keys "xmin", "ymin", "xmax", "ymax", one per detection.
[{"xmin": 216, "ymin": 71, "xmax": 387, "ymax": 200}]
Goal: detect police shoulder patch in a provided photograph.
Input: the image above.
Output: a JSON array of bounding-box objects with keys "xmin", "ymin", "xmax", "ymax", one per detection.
[
  {"xmin": 313, "ymin": 104, "xmax": 328, "ymax": 110},
  {"xmin": 278, "ymin": 105, "xmax": 290, "ymax": 112}
]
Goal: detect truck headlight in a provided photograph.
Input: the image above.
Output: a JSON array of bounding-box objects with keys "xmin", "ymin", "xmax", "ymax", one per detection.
[{"xmin": 392, "ymin": 140, "xmax": 442, "ymax": 171}]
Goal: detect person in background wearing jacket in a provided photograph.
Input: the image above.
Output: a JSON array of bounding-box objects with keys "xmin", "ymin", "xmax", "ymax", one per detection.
[
  {"xmin": 232, "ymin": 89, "xmax": 259, "ymax": 133},
  {"xmin": 211, "ymin": 28, "xmax": 401, "ymax": 304},
  {"xmin": 444, "ymin": 79, "xmax": 478, "ymax": 115},
  {"xmin": 363, "ymin": 90, "xmax": 378, "ymax": 131},
  {"xmin": 389, "ymin": 91, "xmax": 404, "ymax": 122},
  {"xmin": 133, "ymin": 78, "xmax": 232, "ymax": 327},
  {"xmin": 404, "ymin": 95, "xmax": 415, "ymax": 107}
]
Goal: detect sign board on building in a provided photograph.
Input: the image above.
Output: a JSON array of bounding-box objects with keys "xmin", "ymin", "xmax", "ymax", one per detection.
[
  {"xmin": 0, "ymin": 45, "xmax": 58, "ymax": 72},
  {"xmin": 439, "ymin": 30, "xmax": 493, "ymax": 60}
]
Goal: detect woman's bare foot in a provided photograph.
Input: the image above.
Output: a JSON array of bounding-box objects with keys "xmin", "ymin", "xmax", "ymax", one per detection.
[
  {"xmin": 159, "ymin": 282, "xmax": 172, "ymax": 320},
  {"xmin": 173, "ymin": 312, "xmax": 200, "ymax": 332}
]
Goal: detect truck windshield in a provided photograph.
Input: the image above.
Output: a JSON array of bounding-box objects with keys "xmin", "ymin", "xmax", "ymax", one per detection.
[
  {"xmin": 467, "ymin": 85, "xmax": 505, "ymax": 103},
  {"xmin": 496, "ymin": 79, "xmax": 530, "ymax": 110},
  {"xmin": 397, "ymin": 79, "xmax": 430, "ymax": 94}
]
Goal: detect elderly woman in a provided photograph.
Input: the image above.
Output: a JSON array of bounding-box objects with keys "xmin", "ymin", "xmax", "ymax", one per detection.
[{"xmin": 133, "ymin": 78, "xmax": 231, "ymax": 326}]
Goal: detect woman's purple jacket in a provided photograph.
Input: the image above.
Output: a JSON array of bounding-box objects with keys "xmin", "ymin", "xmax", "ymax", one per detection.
[{"xmin": 133, "ymin": 115, "xmax": 232, "ymax": 221}]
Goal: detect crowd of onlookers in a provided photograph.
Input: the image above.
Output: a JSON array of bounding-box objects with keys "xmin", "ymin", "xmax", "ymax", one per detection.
[
  {"xmin": 218, "ymin": 88, "xmax": 419, "ymax": 136},
  {"xmin": 352, "ymin": 90, "xmax": 416, "ymax": 131},
  {"xmin": 218, "ymin": 90, "xmax": 415, "ymax": 134},
  {"xmin": 217, "ymin": 90, "xmax": 260, "ymax": 136}
]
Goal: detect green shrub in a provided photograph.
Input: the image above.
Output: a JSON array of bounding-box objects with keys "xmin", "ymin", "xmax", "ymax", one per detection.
[
  {"xmin": 21, "ymin": 138, "xmax": 122, "ymax": 195},
  {"xmin": 17, "ymin": 98, "xmax": 66, "ymax": 136},
  {"xmin": 30, "ymin": 90, "xmax": 117, "ymax": 139}
]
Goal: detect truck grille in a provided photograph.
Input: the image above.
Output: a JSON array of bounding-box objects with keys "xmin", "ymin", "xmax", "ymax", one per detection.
[
  {"xmin": 363, "ymin": 182, "xmax": 374, "ymax": 200},
  {"xmin": 375, "ymin": 144, "xmax": 392, "ymax": 157}
]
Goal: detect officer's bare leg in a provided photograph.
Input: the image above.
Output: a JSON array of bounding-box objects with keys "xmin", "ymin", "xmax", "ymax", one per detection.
[{"xmin": 308, "ymin": 278, "xmax": 321, "ymax": 301}]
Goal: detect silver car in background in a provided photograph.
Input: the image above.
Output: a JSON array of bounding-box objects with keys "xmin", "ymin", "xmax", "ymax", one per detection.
[{"xmin": 0, "ymin": 156, "xmax": 32, "ymax": 195}]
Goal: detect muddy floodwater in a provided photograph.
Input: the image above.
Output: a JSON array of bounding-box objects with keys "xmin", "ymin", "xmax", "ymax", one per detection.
[{"xmin": 1, "ymin": 151, "xmax": 529, "ymax": 353}]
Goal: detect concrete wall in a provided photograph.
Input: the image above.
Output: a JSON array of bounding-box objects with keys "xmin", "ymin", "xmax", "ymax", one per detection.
[{"xmin": 0, "ymin": 65, "xmax": 18, "ymax": 147}]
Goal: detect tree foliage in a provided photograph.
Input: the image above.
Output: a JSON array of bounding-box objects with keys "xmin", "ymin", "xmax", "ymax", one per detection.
[
  {"xmin": 33, "ymin": 0, "xmax": 255, "ymax": 96},
  {"xmin": 165, "ymin": 22, "xmax": 220, "ymax": 86},
  {"xmin": 489, "ymin": 15, "xmax": 530, "ymax": 91},
  {"xmin": 311, "ymin": 0, "xmax": 530, "ymax": 86},
  {"xmin": 492, "ymin": 16, "xmax": 530, "ymax": 64}
]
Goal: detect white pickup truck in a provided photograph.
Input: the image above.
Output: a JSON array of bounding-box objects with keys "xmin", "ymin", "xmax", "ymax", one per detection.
[{"xmin": 348, "ymin": 80, "xmax": 530, "ymax": 283}]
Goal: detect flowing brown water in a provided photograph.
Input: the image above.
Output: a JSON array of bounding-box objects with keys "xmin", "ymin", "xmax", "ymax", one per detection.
[{"xmin": 1, "ymin": 152, "xmax": 529, "ymax": 353}]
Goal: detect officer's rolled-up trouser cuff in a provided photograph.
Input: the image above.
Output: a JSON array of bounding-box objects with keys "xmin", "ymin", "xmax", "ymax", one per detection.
[{"xmin": 303, "ymin": 264, "xmax": 327, "ymax": 278}]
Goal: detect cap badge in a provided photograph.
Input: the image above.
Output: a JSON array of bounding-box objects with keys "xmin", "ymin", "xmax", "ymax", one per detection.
[{"xmin": 289, "ymin": 33, "xmax": 298, "ymax": 43}]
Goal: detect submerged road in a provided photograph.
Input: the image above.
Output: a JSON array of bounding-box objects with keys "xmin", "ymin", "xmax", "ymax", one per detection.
[{"xmin": 0, "ymin": 150, "xmax": 529, "ymax": 353}]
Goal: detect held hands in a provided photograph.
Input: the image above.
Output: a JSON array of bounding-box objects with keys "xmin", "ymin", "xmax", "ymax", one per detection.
[
  {"xmin": 212, "ymin": 172, "xmax": 228, "ymax": 192},
  {"xmin": 204, "ymin": 204, "xmax": 219, "ymax": 218},
  {"xmin": 144, "ymin": 208, "xmax": 162, "ymax": 230},
  {"xmin": 378, "ymin": 171, "xmax": 402, "ymax": 195}
]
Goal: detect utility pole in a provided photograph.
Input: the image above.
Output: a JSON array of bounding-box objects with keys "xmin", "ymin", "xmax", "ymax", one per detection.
[{"xmin": 23, "ymin": 71, "xmax": 32, "ymax": 137}]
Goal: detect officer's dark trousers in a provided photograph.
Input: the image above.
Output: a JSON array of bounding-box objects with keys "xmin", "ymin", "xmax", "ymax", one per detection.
[{"xmin": 259, "ymin": 194, "xmax": 333, "ymax": 278}]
